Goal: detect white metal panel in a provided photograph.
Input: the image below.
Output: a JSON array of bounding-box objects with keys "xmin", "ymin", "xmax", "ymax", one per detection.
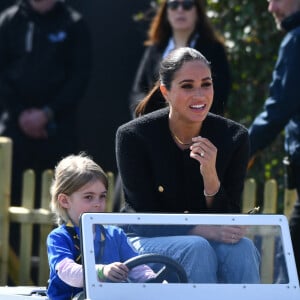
[{"xmin": 80, "ymin": 213, "xmax": 300, "ymax": 300}]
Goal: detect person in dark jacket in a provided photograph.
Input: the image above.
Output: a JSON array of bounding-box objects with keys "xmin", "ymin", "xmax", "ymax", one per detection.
[
  {"xmin": 129, "ymin": 0, "xmax": 231, "ymax": 117},
  {"xmin": 248, "ymin": 0, "xmax": 300, "ymax": 281},
  {"xmin": 113, "ymin": 0, "xmax": 231, "ymax": 210},
  {"xmin": 116, "ymin": 47, "xmax": 260, "ymax": 283},
  {"xmin": 0, "ymin": 0, "xmax": 91, "ymax": 273},
  {"xmin": 0, "ymin": 0, "xmax": 91, "ymax": 207}
]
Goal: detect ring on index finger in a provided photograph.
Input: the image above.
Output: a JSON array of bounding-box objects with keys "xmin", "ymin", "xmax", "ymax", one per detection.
[{"xmin": 200, "ymin": 152, "xmax": 204, "ymax": 157}]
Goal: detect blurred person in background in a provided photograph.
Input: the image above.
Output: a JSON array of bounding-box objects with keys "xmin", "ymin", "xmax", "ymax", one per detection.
[
  {"xmin": 248, "ymin": 0, "xmax": 300, "ymax": 281},
  {"xmin": 0, "ymin": 0, "xmax": 12, "ymax": 134},
  {"xmin": 0, "ymin": 0, "xmax": 91, "ymax": 281},
  {"xmin": 0, "ymin": 0, "xmax": 91, "ymax": 207}
]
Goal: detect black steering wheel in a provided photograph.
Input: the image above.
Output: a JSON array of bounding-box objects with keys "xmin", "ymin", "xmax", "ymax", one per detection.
[{"xmin": 124, "ymin": 253, "xmax": 188, "ymax": 283}]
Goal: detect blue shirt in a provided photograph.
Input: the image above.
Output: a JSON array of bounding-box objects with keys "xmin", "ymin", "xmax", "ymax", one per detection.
[{"xmin": 47, "ymin": 224, "xmax": 139, "ymax": 300}]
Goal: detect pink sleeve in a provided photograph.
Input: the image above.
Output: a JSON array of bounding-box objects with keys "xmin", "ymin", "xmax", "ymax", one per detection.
[
  {"xmin": 128, "ymin": 264, "xmax": 156, "ymax": 282},
  {"xmin": 56, "ymin": 257, "xmax": 83, "ymax": 287}
]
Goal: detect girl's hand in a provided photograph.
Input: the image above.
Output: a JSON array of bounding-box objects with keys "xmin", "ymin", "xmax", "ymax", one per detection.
[{"xmin": 102, "ymin": 262, "xmax": 129, "ymax": 282}]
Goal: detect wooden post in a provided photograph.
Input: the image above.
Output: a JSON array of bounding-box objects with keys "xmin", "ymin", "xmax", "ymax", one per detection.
[
  {"xmin": 106, "ymin": 171, "xmax": 115, "ymax": 213},
  {"xmin": 262, "ymin": 179, "xmax": 278, "ymax": 213},
  {"xmin": 242, "ymin": 178, "xmax": 257, "ymax": 213},
  {"xmin": 261, "ymin": 179, "xmax": 277, "ymax": 283},
  {"xmin": 0, "ymin": 137, "xmax": 12, "ymax": 285},
  {"xmin": 284, "ymin": 188, "xmax": 297, "ymax": 220},
  {"xmin": 38, "ymin": 169, "xmax": 54, "ymax": 286},
  {"xmin": 19, "ymin": 169, "xmax": 35, "ymax": 285}
]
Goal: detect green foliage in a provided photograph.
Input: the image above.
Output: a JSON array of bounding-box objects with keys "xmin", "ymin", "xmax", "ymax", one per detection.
[
  {"xmin": 206, "ymin": 0, "xmax": 285, "ymax": 201},
  {"xmin": 207, "ymin": 1, "xmax": 281, "ymax": 120}
]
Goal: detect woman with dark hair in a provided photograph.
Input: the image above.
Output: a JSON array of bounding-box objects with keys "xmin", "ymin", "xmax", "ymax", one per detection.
[
  {"xmin": 129, "ymin": 0, "xmax": 231, "ymax": 117},
  {"xmin": 113, "ymin": 0, "xmax": 231, "ymax": 209},
  {"xmin": 116, "ymin": 47, "xmax": 260, "ymax": 283}
]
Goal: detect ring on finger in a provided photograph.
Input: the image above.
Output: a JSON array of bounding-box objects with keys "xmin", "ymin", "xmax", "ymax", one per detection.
[
  {"xmin": 200, "ymin": 152, "xmax": 205, "ymax": 157},
  {"xmin": 231, "ymin": 234, "xmax": 235, "ymax": 244}
]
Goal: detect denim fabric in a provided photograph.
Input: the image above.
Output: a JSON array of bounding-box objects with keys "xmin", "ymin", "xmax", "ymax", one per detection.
[{"xmin": 130, "ymin": 235, "xmax": 260, "ymax": 283}]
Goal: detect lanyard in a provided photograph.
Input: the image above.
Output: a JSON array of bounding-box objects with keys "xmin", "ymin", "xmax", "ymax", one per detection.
[
  {"xmin": 65, "ymin": 221, "xmax": 82, "ymax": 264},
  {"xmin": 94, "ymin": 224, "xmax": 106, "ymax": 263}
]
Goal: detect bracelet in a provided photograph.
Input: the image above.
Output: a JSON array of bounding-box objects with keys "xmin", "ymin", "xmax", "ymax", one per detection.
[
  {"xmin": 97, "ymin": 265, "xmax": 106, "ymax": 281},
  {"xmin": 204, "ymin": 186, "xmax": 220, "ymax": 197}
]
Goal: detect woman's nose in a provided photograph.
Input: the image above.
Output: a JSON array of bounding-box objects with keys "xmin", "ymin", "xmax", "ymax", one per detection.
[{"xmin": 194, "ymin": 88, "xmax": 206, "ymax": 98}]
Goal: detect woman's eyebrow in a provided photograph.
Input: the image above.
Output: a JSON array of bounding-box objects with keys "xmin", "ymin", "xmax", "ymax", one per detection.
[
  {"xmin": 203, "ymin": 76, "xmax": 213, "ymax": 81},
  {"xmin": 178, "ymin": 77, "xmax": 212, "ymax": 84},
  {"xmin": 178, "ymin": 79, "xmax": 193, "ymax": 84}
]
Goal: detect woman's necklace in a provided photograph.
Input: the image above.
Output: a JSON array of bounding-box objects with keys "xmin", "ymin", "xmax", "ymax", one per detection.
[{"xmin": 172, "ymin": 132, "xmax": 192, "ymax": 146}]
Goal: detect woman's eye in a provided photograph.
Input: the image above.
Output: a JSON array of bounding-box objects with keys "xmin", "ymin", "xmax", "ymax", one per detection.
[
  {"xmin": 181, "ymin": 84, "xmax": 193, "ymax": 89},
  {"xmin": 202, "ymin": 82, "xmax": 212, "ymax": 88}
]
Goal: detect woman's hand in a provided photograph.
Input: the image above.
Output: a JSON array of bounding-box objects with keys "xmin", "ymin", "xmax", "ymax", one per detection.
[
  {"xmin": 190, "ymin": 136, "xmax": 220, "ymax": 199},
  {"xmin": 189, "ymin": 225, "xmax": 247, "ymax": 244},
  {"xmin": 102, "ymin": 262, "xmax": 129, "ymax": 282}
]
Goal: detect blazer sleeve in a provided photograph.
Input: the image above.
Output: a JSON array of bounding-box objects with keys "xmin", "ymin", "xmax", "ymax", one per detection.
[
  {"xmin": 116, "ymin": 124, "xmax": 163, "ymax": 212},
  {"xmin": 249, "ymin": 33, "xmax": 300, "ymax": 156}
]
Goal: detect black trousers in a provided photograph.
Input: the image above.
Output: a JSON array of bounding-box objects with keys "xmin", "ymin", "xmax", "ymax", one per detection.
[{"xmin": 289, "ymin": 163, "xmax": 300, "ymax": 283}]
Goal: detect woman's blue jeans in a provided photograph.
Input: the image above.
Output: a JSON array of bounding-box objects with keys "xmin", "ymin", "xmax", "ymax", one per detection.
[{"xmin": 130, "ymin": 235, "xmax": 261, "ymax": 283}]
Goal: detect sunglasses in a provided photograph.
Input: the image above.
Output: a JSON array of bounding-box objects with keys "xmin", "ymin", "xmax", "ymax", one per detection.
[{"xmin": 167, "ymin": 0, "xmax": 195, "ymax": 11}]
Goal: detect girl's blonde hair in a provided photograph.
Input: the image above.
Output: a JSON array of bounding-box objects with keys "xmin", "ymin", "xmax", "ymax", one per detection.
[{"xmin": 50, "ymin": 153, "xmax": 108, "ymax": 225}]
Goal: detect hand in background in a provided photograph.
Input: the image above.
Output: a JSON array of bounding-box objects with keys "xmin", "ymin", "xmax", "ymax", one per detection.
[{"xmin": 18, "ymin": 108, "xmax": 48, "ymax": 139}]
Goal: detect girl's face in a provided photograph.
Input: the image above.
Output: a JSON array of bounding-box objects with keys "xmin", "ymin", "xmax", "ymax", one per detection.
[
  {"xmin": 167, "ymin": 0, "xmax": 198, "ymax": 33},
  {"xmin": 160, "ymin": 60, "xmax": 213, "ymax": 124},
  {"xmin": 59, "ymin": 180, "xmax": 107, "ymax": 226}
]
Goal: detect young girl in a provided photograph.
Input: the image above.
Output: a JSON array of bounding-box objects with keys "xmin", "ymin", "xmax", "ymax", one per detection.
[{"xmin": 47, "ymin": 153, "xmax": 155, "ymax": 300}]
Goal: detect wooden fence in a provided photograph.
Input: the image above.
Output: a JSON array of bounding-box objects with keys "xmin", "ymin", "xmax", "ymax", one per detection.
[
  {"xmin": 242, "ymin": 177, "xmax": 297, "ymax": 218},
  {"xmin": 0, "ymin": 137, "xmax": 297, "ymax": 286}
]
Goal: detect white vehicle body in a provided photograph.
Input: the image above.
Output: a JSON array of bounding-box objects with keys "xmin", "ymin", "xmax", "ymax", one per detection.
[{"xmin": 0, "ymin": 213, "xmax": 299, "ymax": 300}]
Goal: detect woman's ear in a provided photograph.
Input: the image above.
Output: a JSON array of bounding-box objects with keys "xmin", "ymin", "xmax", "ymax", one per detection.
[
  {"xmin": 159, "ymin": 85, "xmax": 169, "ymax": 102},
  {"xmin": 58, "ymin": 193, "xmax": 70, "ymax": 208}
]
